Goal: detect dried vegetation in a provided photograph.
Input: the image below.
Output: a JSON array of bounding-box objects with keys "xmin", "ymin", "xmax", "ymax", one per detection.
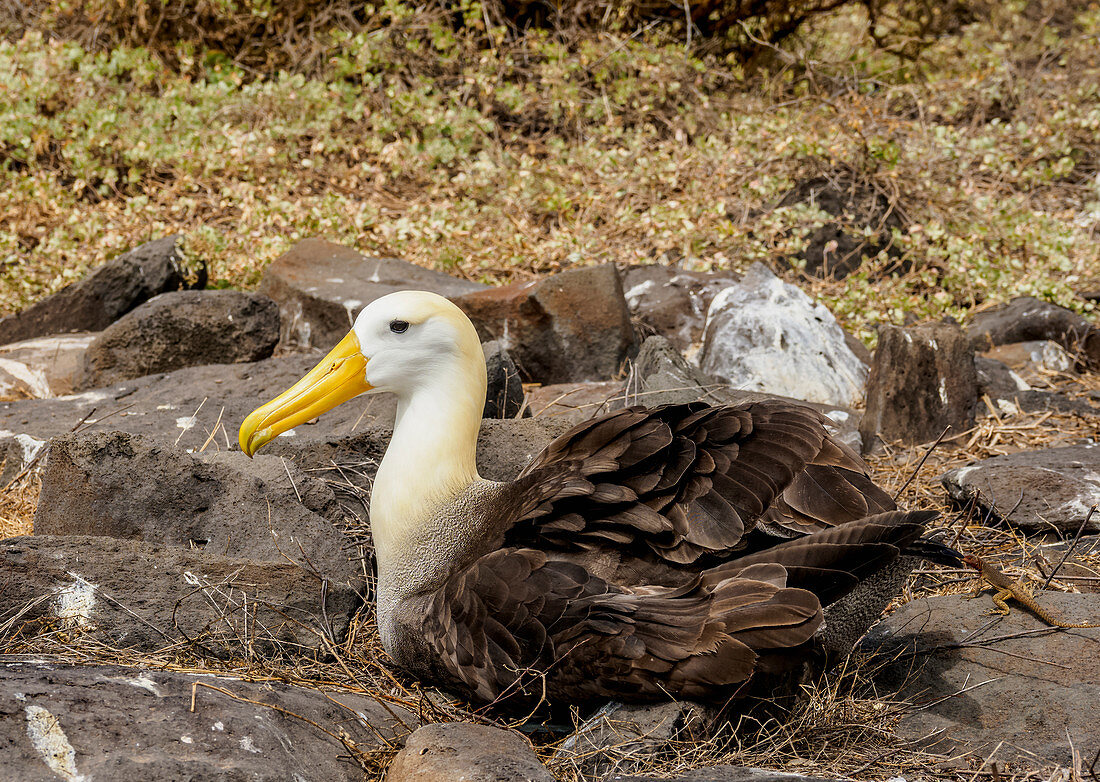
[{"xmin": 1, "ymin": 1, "xmax": 1097, "ymax": 342}]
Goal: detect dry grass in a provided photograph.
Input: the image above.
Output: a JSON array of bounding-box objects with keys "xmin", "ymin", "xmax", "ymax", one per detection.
[{"xmin": 0, "ymin": 475, "xmax": 37, "ymax": 538}]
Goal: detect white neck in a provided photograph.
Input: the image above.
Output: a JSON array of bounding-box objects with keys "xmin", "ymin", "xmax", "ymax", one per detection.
[{"xmin": 369, "ymin": 357, "xmax": 486, "ymax": 574}]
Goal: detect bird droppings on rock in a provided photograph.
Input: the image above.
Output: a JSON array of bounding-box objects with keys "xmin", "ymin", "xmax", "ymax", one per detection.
[
  {"xmin": 23, "ymin": 703, "xmax": 85, "ymax": 782},
  {"xmin": 52, "ymin": 573, "xmax": 98, "ymax": 630},
  {"xmin": 621, "ymin": 264, "xmax": 740, "ymax": 352}
]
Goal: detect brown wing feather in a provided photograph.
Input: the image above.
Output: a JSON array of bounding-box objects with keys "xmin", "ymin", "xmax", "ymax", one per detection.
[
  {"xmin": 419, "ymin": 547, "xmax": 825, "ymax": 704},
  {"xmin": 506, "ymin": 401, "xmax": 894, "ymax": 582}
]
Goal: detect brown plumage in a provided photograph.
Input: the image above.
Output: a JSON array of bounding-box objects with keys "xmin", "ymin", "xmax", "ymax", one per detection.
[
  {"xmin": 389, "ymin": 401, "xmax": 936, "ymax": 704},
  {"xmin": 239, "ymin": 291, "xmax": 955, "ymax": 706}
]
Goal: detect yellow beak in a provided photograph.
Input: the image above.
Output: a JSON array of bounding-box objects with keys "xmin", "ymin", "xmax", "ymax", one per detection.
[{"xmin": 239, "ymin": 330, "xmax": 372, "ymax": 456}]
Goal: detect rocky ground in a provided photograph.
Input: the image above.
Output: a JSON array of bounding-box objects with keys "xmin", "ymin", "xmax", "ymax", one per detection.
[{"xmin": 1, "ymin": 237, "xmax": 1099, "ymax": 781}]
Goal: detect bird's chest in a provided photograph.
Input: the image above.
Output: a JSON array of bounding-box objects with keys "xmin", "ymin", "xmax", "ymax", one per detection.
[{"xmin": 372, "ymin": 482, "xmax": 509, "ymax": 650}]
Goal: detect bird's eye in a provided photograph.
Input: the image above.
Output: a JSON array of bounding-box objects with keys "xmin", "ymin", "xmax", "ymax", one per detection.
[{"xmin": 389, "ymin": 320, "xmax": 409, "ymax": 334}]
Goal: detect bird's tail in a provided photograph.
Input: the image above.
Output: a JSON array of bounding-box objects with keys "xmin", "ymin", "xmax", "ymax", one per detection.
[{"xmin": 707, "ymin": 509, "xmax": 945, "ymax": 607}]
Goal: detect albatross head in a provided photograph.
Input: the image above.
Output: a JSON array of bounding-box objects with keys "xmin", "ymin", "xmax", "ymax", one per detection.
[{"xmin": 239, "ymin": 290, "xmax": 486, "ymax": 457}]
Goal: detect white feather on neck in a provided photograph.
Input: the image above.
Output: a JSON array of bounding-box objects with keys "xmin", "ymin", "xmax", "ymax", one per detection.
[{"xmin": 368, "ymin": 338, "xmax": 487, "ymax": 575}]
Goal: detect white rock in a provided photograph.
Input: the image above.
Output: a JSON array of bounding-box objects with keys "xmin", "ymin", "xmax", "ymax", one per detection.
[
  {"xmin": 700, "ymin": 264, "xmax": 868, "ymax": 407},
  {"xmin": 0, "ymin": 333, "xmax": 97, "ymax": 397}
]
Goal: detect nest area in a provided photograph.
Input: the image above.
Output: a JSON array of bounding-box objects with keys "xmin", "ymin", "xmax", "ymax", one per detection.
[{"xmin": 1, "ymin": 365, "xmax": 1097, "ymax": 781}]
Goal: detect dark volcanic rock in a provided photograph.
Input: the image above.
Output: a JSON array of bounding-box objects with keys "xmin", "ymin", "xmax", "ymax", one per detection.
[
  {"xmin": 0, "ymin": 659, "xmax": 415, "ymax": 782},
  {"xmin": 635, "ymin": 334, "xmax": 727, "ymax": 407},
  {"xmin": 860, "ymin": 321, "xmax": 978, "ymax": 449},
  {"xmin": 700, "ymin": 264, "xmax": 868, "ymax": 407},
  {"xmin": 259, "ymin": 238, "xmax": 486, "ymax": 350},
  {"xmin": 387, "ymin": 722, "xmax": 554, "ymax": 782},
  {"xmin": 974, "ymin": 356, "xmax": 1100, "ymax": 417},
  {"xmin": 968, "ymin": 296, "xmax": 1100, "ymax": 369},
  {"xmin": 941, "ymin": 445, "xmax": 1100, "ymax": 533},
  {"xmin": 454, "ymin": 264, "xmax": 636, "ymax": 384},
  {"xmin": 482, "ymin": 340, "xmax": 524, "ymax": 419},
  {"xmin": 0, "ymin": 236, "xmax": 195, "ymax": 345},
  {"xmin": 0, "ymin": 536, "xmax": 360, "ymax": 655},
  {"xmin": 864, "ymin": 594, "xmax": 1100, "ymax": 765},
  {"xmin": 975, "ymin": 355, "xmax": 1030, "ymax": 402},
  {"xmin": 622, "ymin": 265, "xmax": 739, "ymax": 351},
  {"xmin": 80, "ymin": 290, "xmax": 280, "ymax": 389},
  {"xmin": 34, "ymin": 430, "xmax": 359, "ymax": 585}
]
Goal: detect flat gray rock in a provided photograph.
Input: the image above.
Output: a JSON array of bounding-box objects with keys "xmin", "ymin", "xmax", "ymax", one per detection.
[
  {"xmin": 700, "ymin": 264, "xmax": 867, "ymax": 408},
  {"xmin": 34, "ymin": 430, "xmax": 360, "ymax": 586},
  {"xmin": 0, "ymin": 235, "xmax": 198, "ymax": 345},
  {"xmin": 0, "ymin": 536, "xmax": 360, "ymax": 656},
  {"xmin": 941, "ymin": 445, "xmax": 1100, "ymax": 533},
  {"xmin": 79, "ymin": 290, "xmax": 280, "ymax": 388},
  {"xmin": 863, "ymin": 593, "xmax": 1100, "ymax": 766},
  {"xmin": 387, "ymin": 722, "xmax": 553, "ymax": 782},
  {"xmin": 260, "ymin": 238, "xmax": 486, "ymax": 350},
  {"xmin": 0, "ymin": 659, "xmax": 415, "ymax": 782}
]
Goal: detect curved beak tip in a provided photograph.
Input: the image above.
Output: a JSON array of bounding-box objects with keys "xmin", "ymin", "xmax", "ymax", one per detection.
[{"xmin": 236, "ymin": 331, "xmax": 370, "ymax": 458}]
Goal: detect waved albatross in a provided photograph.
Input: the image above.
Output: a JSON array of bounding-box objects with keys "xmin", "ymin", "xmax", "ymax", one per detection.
[{"xmin": 239, "ymin": 290, "xmax": 957, "ymax": 704}]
